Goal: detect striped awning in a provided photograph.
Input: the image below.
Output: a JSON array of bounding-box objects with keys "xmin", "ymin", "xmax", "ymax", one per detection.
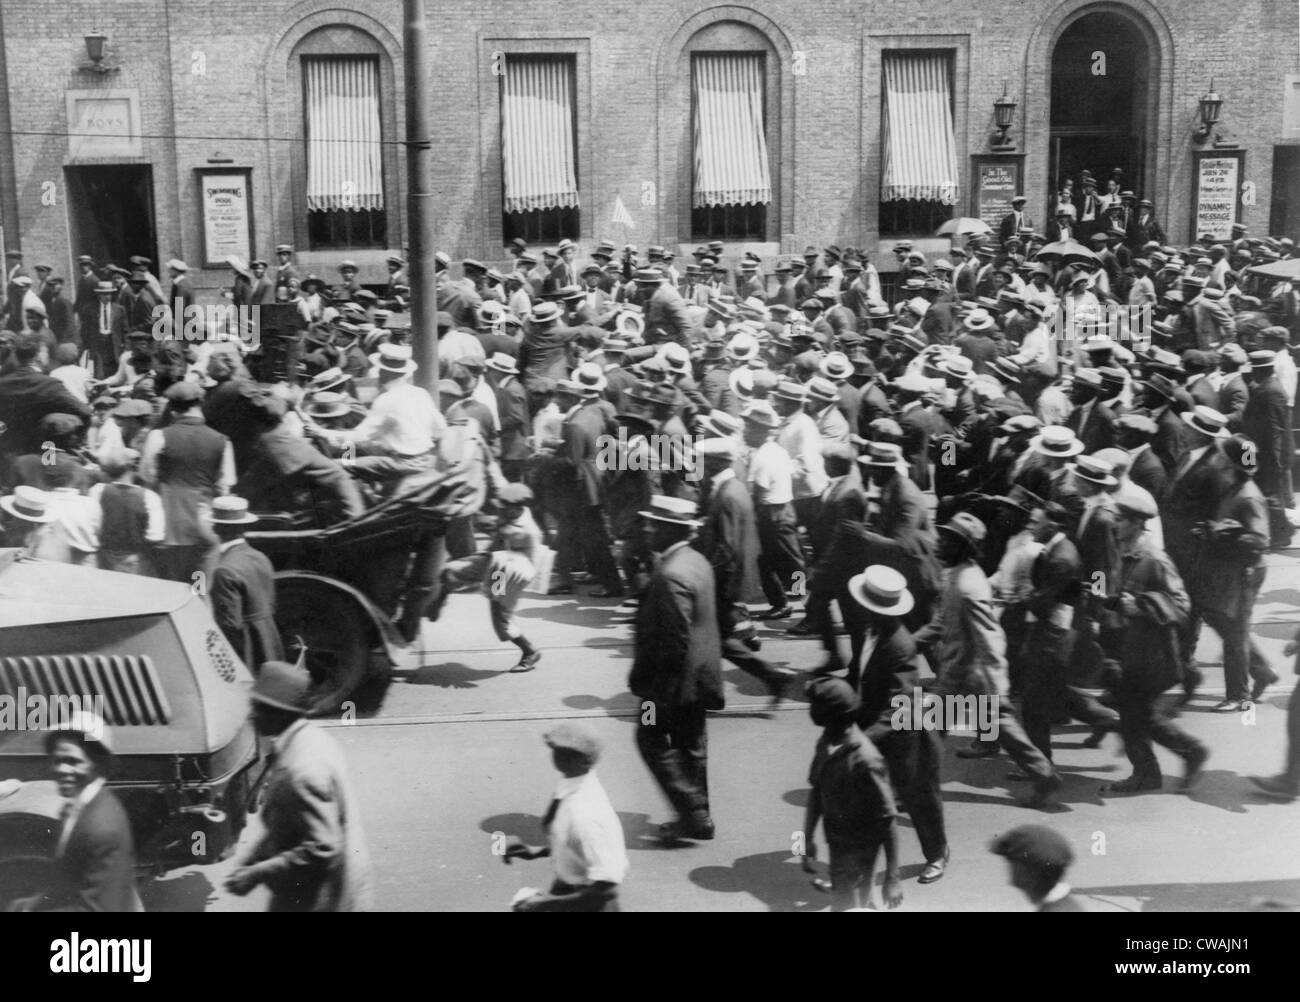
[
  {"xmin": 881, "ymin": 52, "xmax": 959, "ymax": 205},
  {"xmin": 304, "ymin": 57, "xmax": 384, "ymax": 213},
  {"xmin": 692, "ymin": 53, "xmax": 772, "ymax": 208},
  {"xmin": 501, "ymin": 56, "xmax": 580, "ymax": 214}
]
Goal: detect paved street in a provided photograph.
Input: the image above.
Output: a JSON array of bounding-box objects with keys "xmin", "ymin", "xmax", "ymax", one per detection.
[{"xmin": 142, "ymin": 550, "xmax": 1300, "ymax": 913}]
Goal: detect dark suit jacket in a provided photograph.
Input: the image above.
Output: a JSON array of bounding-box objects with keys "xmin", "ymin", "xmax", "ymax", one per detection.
[
  {"xmin": 1197, "ymin": 478, "xmax": 1269, "ymax": 616},
  {"xmin": 644, "ymin": 284, "xmax": 694, "ymax": 346},
  {"xmin": 628, "ymin": 543, "xmax": 723, "ymax": 711},
  {"xmin": 493, "ymin": 374, "xmax": 532, "ymax": 462},
  {"xmin": 697, "ymin": 474, "xmax": 763, "ymax": 610},
  {"xmin": 0, "ymin": 368, "xmax": 92, "ymax": 456},
  {"xmin": 1075, "ymin": 503, "xmax": 1120, "ymax": 595},
  {"xmin": 855, "ymin": 381, "xmax": 892, "ymax": 439},
  {"xmin": 36, "ymin": 786, "xmax": 137, "ymax": 912},
  {"xmin": 856, "ymin": 620, "xmax": 924, "ymax": 745},
  {"xmin": 212, "ymin": 540, "xmax": 285, "ymax": 670},
  {"xmin": 898, "ymin": 405, "xmax": 940, "ymax": 491},
  {"xmin": 1241, "ymin": 374, "xmax": 1291, "ymax": 489},
  {"xmin": 1217, "ymin": 373, "xmax": 1249, "ymax": 431},
  {"xmin": 1127, "ymin": 446, "xmax": 1169, "ymax": 503},
  {"xmin": 955, "ymin": 332, "xmax": 1000, "ymax": 374},
  {"xmin": 1187, "ymin": 376, "xmax": 1219, "ymax": 409},
  {"xmin": 1067, "ymin": 399, "xmax": 1117, "ymax": 454},
  {"xmin": 559, "ymin": 400, "xmax": 612, "ymax": 507},
  {"xmin": 813, "ymin": 474, "xmax": 866, "ymax": 558},
  {"xmin": 999, "ymin": 211, "xmax": 1032, "ymax": 244},
  {"xmin": 872, "ymin": 470, "xmax": 933, "ymax": 550},
  {"xmin": 1023, "ymin": 534, "xmax": 1081, "ymax": 620}
]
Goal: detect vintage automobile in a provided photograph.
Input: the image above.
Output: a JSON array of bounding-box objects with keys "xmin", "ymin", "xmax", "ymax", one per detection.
[{"xmin": 0, "ymin": 553, "xmax": 260, "ymax": 905}]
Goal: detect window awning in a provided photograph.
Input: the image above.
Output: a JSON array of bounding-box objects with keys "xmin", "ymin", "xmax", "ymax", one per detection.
[
  {"xmin": 304, "ymin": 57, "xmax": 384, "ymax": 212},
  {"xmin": 881, "ymin": 52, "xmax": 958, "ymax": 204},
  {"xmin": 692, "ymin": 53, "xmax": 772, "ymax": 208},
  {"xmin": 501, "ymin": 56, "xmax": 579, "ymax": 214}
]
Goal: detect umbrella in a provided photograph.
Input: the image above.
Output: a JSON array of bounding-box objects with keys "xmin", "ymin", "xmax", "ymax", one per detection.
[
  {"xmin": 1036, "ymin": 240, "xmax": 1099, "ymax": 265},
  {"xmin": 1246, "ymin": 257, "xmax": 1300, "ymax": 281},
  {"xmin": 936, "ymin": 217, "xmax": 992, "ymax": 238}
]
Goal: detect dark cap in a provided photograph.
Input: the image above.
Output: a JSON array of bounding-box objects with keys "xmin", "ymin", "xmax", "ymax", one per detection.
[
  {"xmin": 39, "ymin": 412, "xmax": 82, "ymax": 437},
  {"xmin": 805, "ymin": 676, "xmax": 860, "ymax": 717},
  {"xmin": 164, "ymin": 381, "xmax": 204, "ymax": 403},
  {"xmin": 989, "ymin": 825, "xmax": 1074, "ymax": 871}
]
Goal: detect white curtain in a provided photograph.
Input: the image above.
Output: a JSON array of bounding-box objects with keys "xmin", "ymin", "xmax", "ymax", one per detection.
[
  {"xmin": 501, "ymin": 56, "xmax": 580, "ymax": 214},
  {"xmin": 881, "ymin": 52, "xmax": 959, "ymax": 204},
  {"xmin": 692, "ymin": 53, "xmax": 772, "ymax": 208},
  {"xmin": 304, "ymin": 57, "xmax": 384, "ymax": 212}
]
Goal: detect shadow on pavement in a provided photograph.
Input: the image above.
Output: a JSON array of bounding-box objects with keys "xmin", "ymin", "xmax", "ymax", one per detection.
[
  {"xmin": 1074, "ymin": 876, "xmax": 1300, "ymax": 912},
  {"xmin": 687, "ymin": 850, "xmax": 827, "ymax": 911},
  {"xmin": 561, "ymin": 693, "xmax": 640, "ymax": 719},
  {"xmin": 397, "ymin": 661, "xmax": 510, "ymax": 689},
  {"xmin": 138, "ymin": 869, "xmax": 218, "ymax": 913}
]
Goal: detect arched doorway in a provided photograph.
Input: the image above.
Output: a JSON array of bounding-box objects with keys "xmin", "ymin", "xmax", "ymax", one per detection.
[{"xmin": 1048, "ymin": 10, "xmax": 1153, "ymax": 210}]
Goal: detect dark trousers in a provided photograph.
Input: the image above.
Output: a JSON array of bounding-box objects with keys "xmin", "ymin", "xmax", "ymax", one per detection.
[
  {"xmin": 555, "ymin": 504, "xmax": 620, "ymax": 590},
  {"xmin": 619, "ymin": 534, "xmax": 654, "ymax": 598},
  {"xmin": 755, "ymin": 502, "xmax": 804, "ymax": 607},
  {"xmin": 398, "ymin": 531, "xmax": 447, "ymax": 644},
  {"xmin": 828, "ymin": 842, "xmax": 881, "ymax": 912},
  {"xmin": 878, "ymin": 729, "xmax": 947, "ymax": 863},
  {"xmin": 1020, "ymin": 622, "xmax": 1119, "ymax": 760},
  {"xmin": 635, "ymin": 704, "xmax": 710, "ymax": 822},
  {"xmin": 722, "ymin": 635, "xmax": 786, "ymax": 694},
  {"xmin": 156, "ymin": 543, "xmax": 216, "ymax": 592},
  {"xmin": 1116, "ymin": 682, "xmax": 1204, "ymax": 782},
  {"xmin": 792, "ymin": 495, "xmax": 822, "ymax": 558},
  {"xmin": 543, "ymin": 879, "xmax": 620, "ymax": 912},
  {"xmin": 1285, "ymin": 685, "xmax": 1300, "ymax": 790},
  {"xmin": 1199, "ymin": 606, "xmax": 1274, "ymax": 703}
]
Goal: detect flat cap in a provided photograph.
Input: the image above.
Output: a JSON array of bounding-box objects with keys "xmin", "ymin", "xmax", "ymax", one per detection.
[
  {"xmin": 989, "ymin": 825, "xmax": 1074, "ymax": 871},
  {"xmin": 165, "ymin": 381, "xmax": 204, "ymax": 403},
  {"xmin": 39, "ymin": 412, "xmax": 82, "ymax": 436},
  {"xmin": 805, "ymin": 676, "xmax": 861, "ymax": 716},
  {"xmin": 543, "ymin": 722, "xmax": 601, "ymax": 762}
]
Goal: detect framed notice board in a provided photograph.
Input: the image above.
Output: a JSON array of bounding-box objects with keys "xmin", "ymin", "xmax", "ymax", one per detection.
[
  {"xmin": 1190, "ymin": 149, "xmax": 1244, "ymax": 242},
  {"xmin": 196, "ymin": 167, "xmax": 255, "ymax": 269},
  {"xmin": 970, "ymin": 155, "xmax": 1024, "ymax": 233}
]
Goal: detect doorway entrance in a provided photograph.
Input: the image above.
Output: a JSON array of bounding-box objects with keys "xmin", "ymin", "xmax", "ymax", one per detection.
[
  {"xmin": 65, "ymin": 165, "xmax": 158, "ymax": 270},
  {"xmin": 1049, "ymin": 11, "xmax": 1153, "ymax": 210}
]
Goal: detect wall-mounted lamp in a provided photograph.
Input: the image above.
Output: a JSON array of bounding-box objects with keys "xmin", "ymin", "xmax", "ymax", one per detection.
[
  {"xmin": 1195, "ymin": 81, "xmax": 1223, "ymax": 143},
  {"xmin": 82, "ymin": 30, "xmax": 119, "ymax": 75},
  {"xmin": 992, "ymin": 83, "xmax": 1017, "ymax": 149}
]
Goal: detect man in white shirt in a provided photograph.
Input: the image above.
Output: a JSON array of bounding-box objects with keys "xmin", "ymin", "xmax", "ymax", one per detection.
[
  {"xmin": 772, "ymin": 380, "xmax": 828, "ymax": 537},
  {"xmin": 743, "ymin": 402, "xmax": 804, "ymax": 620},
  {"xmin": 503, "ymin": 723, "xmax": 628, "ymax": 912},
  {"xmin": 1262, "ymin": 326, "xmax": 1298, "ymax": 408}
]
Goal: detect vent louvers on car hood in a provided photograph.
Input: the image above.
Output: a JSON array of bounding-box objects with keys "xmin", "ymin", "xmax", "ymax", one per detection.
[{"xmin": 0, "ymin": 655, "xmax": 172, "ymax": 726}]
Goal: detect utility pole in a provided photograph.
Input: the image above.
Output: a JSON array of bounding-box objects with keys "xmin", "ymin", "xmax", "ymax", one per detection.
[{"xmin": 403, "ymin": 0, "xmax": 438, "ymax": 394}]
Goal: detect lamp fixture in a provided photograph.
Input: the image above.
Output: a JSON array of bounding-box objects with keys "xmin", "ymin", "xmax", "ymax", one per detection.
[
  {"xmin": 992, "ymin": 83, "xmax": 1017, "ymax": 149},
  {"xmin": 1195, "ymin": 81, "xmax": 1223, "ymax": 143},
  {"xmin": 82, "ymin": 30, "xmax": 119, "ymax": 75}
]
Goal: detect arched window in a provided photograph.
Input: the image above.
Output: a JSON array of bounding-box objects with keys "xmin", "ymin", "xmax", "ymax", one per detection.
[{"xmin": 289, "ymin": 26, "xmax": 394, "ymax": 250}]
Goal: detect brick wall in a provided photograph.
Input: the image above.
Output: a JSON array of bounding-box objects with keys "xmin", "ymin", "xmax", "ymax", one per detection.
[{"xmin": 2, "ymin": 0, "xmax": 1296, "ymax": 301}]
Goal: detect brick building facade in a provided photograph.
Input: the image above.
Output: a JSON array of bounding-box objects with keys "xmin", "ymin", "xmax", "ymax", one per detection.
[{"xmin": 2, "ymin": 0, "xmax": 1298, "ymax": 299}]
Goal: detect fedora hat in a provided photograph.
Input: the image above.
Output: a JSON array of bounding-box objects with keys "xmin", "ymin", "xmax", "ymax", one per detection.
[
  {"xmin": 990, "ymin": 357, "xmax": 1023, "ymax": 384},
  {"xmin": 939, "ymin": 511, "xmax": 987, "ymax": 550},
  {"xmin": 1030, "ymin": 426, "xmax": 1085, "ymax": 458},
  {"xmin": 485, "ymin": 351, "xmax": 519, "ymax": 375},
  {"xmin": 1066, "ymin": 455, "xmax": 1118, "ymax": 488},
  {"xmin": 250, "ymin": 660, "xmax": 313, "ymax": 715},
  {"xmin": 1138, "ymin": 372, "xmax": 1179, "ymax": 402},
  {"xmin": 860, "ymin": 441, "xmax": 905, "ymax": 468},
  {"xmin": 304, "ymin": 392, "xmax": 352, "ymax": 420},
  {"xmin": 848, "ymin": 565, "xmax": 914, "ymax": 617},
  {"xmin": 1, "ymin": 486, "xmax": 57, "ymax": 523},
  {"xmin": 1181, "ymin": 405, "xmax": 1230, "ymax": 439},
  {"xmin": 369, "ymin": 342, "xmax": 418, "ymax": 375},
  {"xmin": 639, "ymin": 494, "xmax": 701, "ymax": 527}
]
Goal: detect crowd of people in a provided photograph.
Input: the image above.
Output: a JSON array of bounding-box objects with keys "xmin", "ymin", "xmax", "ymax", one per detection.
[{"xmin": 2, "ymin": 185, "xmax": 1300, "ymax": 911}]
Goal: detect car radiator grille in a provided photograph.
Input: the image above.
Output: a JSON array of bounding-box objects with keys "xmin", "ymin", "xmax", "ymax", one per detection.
[{"xmin": 0, "ymin": 655, "xmax": 172, "ymax": 726}]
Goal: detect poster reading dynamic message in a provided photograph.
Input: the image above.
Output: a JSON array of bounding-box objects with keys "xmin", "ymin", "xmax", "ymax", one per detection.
[{"xmin": 1192, "ymin": 151, "xmax": 1243, "ymax": 242}]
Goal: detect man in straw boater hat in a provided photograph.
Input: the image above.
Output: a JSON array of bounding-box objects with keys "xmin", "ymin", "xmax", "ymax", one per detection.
[
  {"xmin": 484, "ymin": 351, "xmax": 532, "ymax": 484},
  {"xmin": 210, "ymin": 494, "xmax": 284, "ymax": 673},
  {"xmin": 628, "ymin": 495, "xmax": 722, "ymax": 843},
  {"xmin": 501, "ymin": 722, "xmax": 628, "ymax": 911},
  {"xmin": 847, "ymin": 564, "xmax": 950, "ymax": 885},
  {"xmin": 308, "ymin": 341, "xmax": 445, "ymax": 493},
  {"xmin": 741, "ymin": 400, "xmax": 805, "ymax": 620},
  {"xmin": 695, "ymin": 436, "xmax": 796, "ymax": 709},
  {"xmin": 224, "ymin": 660, "xmax": 373, "ymax": 911},
  {"xmin": 0, "ymin": 484, "xmax": 58, "ymax": 553},
  {"xmin": 914, "ymin": 511, "xmax": 1062, "ymax": 808}
]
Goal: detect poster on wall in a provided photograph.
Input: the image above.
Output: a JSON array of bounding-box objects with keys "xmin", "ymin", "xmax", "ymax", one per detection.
[
  {"xmin": 971, "ymin": 157, "xmax": 1023, "ymax": 233},
  {"xmin": 196, "ymin": 168, "xmax": 254, "ymax": 269},
  {"xmin": 1191, "ymin": 150, "xmax": 1244, "ymax": 242}
]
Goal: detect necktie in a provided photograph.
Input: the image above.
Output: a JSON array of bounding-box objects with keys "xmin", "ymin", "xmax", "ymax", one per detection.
[{"xmin": 541, "ymin": 797, "xmax": 561, "ymax": 831}]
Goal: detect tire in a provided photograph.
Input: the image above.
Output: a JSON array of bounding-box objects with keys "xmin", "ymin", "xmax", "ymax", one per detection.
[{"xmin": 274, "ymin": 578, "xmax": 373, "ymax": 717}]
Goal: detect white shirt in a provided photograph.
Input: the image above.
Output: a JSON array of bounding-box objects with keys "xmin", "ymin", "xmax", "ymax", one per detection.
[
  {"xmin": 547, "ymin": 771, "xmax": 628, "ymax": 887},
  {"xmin": 338, "ymin": 379, "xmax": 446, "ymax": 457},
  {"xmin": 1275, "ymin": 348, "xmax": 1297, "ymax": 407},
  {"xmin": 56, "ymin": 777, "xmax": 106, "ymax": 858},
  {"xmin": 50, "ymin": 364, "xmax": 93, "ymax": 403},
  {"xmin": 776, "ymin": 411, "xmax": 829, "ymax": 498},
  {"xmin": 990, "ymin": 528, "xmax": 1043, "ymax": 605},
  {"xmin": 747, "ymin": 439, "xmax": 795, "ymax": 506}
]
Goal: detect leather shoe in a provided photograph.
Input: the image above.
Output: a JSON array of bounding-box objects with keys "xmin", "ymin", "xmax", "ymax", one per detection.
[
  {"xmin": 1251, "ymin": 671, "xmax": 1280, "ymax": 701},
  {"xmin": 1211, "ymin": 699, "xmax": 1246, "ymax": 713},
  {"xmin": 1025, "ymin": 774, "xmax": 1062, "ymax": 809},
  {"xmin": 785, "ymin": 620, "xmax": 819, "ymax": 636},
  {"xmin": 758, "ymin": 605, "xmax": 794, "ymax": 620},
  {"xmin": 1082, "ymin": 727, "xmax": 1107, "ymax": 749},
  {"xmin": 658, "ymin": 818, "xmax": 714, "ymax": 842},
  {"xmin": 1249, "ymin": 775, "xmax": 1299, "ymax": 801},
  {"xmin": 955, "ymin": 743, "xmax": 1000, "ymax": 759},
  {"xmin": 546, "ymin": 584, "xmax": 574, "ymax": 596},
  {"xmin": 1102, "ymin": 775, "xmax": 1162, "ymax": 795},
  {"xmin": 510, "ymin": 651, "xmax": 541, "ymax": 673},
  {"xmin": 1182, "ymin": 746, "xmax": 1208, "ymax": 791},
  {"xmin": 918, "ymin": 846, "xmax": 950, "ymax": 885}
]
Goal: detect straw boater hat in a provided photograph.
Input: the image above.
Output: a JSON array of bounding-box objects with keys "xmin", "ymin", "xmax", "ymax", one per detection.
[
  {"xmin": 304, "ymin": 392, "xmax": 352, "ymax": 420},
  {"xmin": 848, "ymin": 565, "xmax": 915, "ymax": 617},
  {"xmin": 309, "ymin": 367, "xmax": 351, "ymax": 393},
  {"xmin": 1, "ymin": 486, "xmax": 57, "ymax": 523},
  {"xmin": 485, "ymin": 352, "xmax": 519, "ymax": 375},
  {"xmin": 963, "ymin": 309, "xmax": 996, "ymax": 332},
  {"xmin": 939, "ymin": 511, "xmax": 988, "ymax": 551},
  {"xmin": 740, "ymin": 401, "xmax": 781, "ymax": 429},
  {"xmin": 1030, "ymin": 425, "xmax": 1085, "ymax": 458},
  {"xmin": 567, "ymin": 361, "xmax": 608, "ymax": 395},
  {"xmin": 638, "ymin": 494, "xmax": 701, "ymax": 528},
  {"xmin": 819, "ymin": 352, "xmax": 853, "ymax": 381},
  {"xmin": 211, "ymin": 495, "xmax": 259, "ymax": 526},
  {"xmin": 1180, "ymin": 405, "xmax": 1230, "ymax": 439},
  {"xmin": 859, "ymin": 441, "xmax": 905, "ymax": 469},
  {"xmin": 728, "ymin": 330, "xmax": 760, "ymax": 363},
  {"xmin": 701, "ymin": 411, "xmax": 743, "ymax": 438},
  {"xmin": 1065, "ymin": 454, "xmax": 1118, "ymax": 489},
  {"xmin": 370, "ymin": 342, "xmax": 418, "ymax": 375},
  {"xmin": 805, "ymin": 376, "xmax": 839, "ymax": 406}
]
